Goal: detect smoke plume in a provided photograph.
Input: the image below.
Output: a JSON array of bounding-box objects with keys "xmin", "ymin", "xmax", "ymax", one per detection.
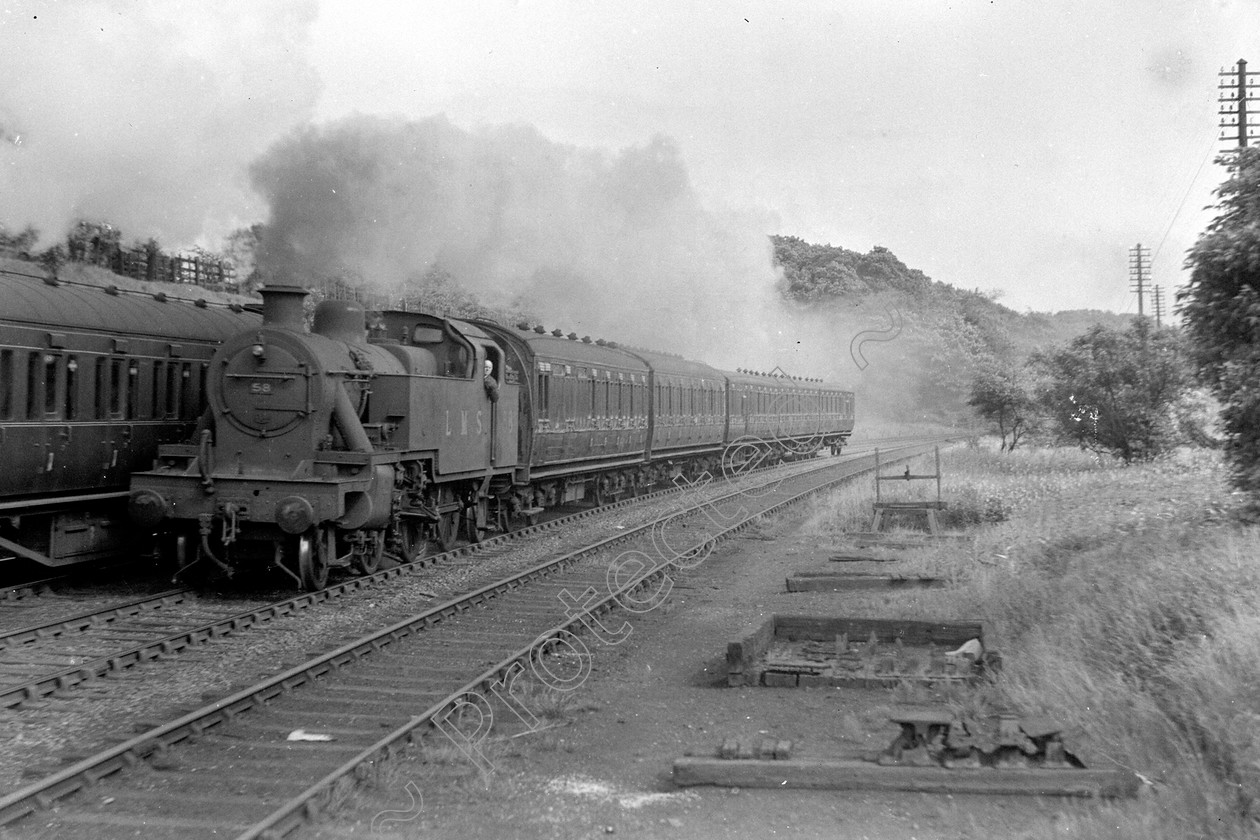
[{"xmin": 251, "ymin": 114, "xmax": 801, "ymax": 371}]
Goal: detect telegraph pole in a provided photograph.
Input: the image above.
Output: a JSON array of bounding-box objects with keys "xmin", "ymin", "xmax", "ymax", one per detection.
[
  {"xmin": 1152, "ymin": 285, "xmax": 1164, "ymax": 327},
  {"xmin": 1129, "ymin": 243, "xmax": 1151, "ymax": 318},
  {"xmin": 1220, "ymin": 59, "xmax": 1260, "ymax": 148}
]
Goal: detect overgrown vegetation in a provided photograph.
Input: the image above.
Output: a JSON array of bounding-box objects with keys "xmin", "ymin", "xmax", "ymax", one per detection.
[
  {"xmin": 1033, "ymin": 320, "xmax": 1195, "ymax": 463},
  {"xmin": 804, "ymin": 443, "xmax": 1260, "ymax": 839},
  {"xmin": 0, "ymin": 220, "xmax": 236, "ymax": 288},
  {"xmin": 967, "ymin": 361, "xmax": 1037, "ymax": 452},
  {"xmin": 1182, "ymin": 145, "xmax": 1260, "ymax": 501}
]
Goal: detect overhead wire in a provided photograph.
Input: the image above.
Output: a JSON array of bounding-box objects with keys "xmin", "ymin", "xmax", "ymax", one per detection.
[
  {"xmin": 1115, "ymin": 115, "xmax": 1225, "ymax": 315},
  {"xmin": 1120, "ymin": 25, "xmax": 1260, "ymax": 316}
]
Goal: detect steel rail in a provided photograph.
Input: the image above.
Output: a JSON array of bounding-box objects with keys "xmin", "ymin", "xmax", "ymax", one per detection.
[
  {"xmin": 0, "ymin": 446, "xmax": 804, "ymax": 709},
  {"xmin": 0, "ymin": 588, "xmax": 194, "ymax": 650},
  {"xmin": 0, "ymin": 436, "xmax": 930, "ymax": 710},
  {"xmin": 241, "ymin": 440, "xmax": 946, "ymax": 839},
  {"xmin": 0, "ymin": 439, "xmax": 944, "ymax": 829}
]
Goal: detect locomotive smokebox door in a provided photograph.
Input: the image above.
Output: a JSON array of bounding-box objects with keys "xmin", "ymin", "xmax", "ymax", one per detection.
[{"xmin": 221, "ymin": 344, "xmax": 309, "ymax": 437}]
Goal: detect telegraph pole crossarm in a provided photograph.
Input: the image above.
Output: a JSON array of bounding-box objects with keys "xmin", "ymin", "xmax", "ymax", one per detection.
[
  {"xmin": 1220, "ymin": 58, "xmax": 1260, "ymax": 148},
  {"xmin": 1129, "ymin": 243, "xmax": 1151, "ymax": 318}
]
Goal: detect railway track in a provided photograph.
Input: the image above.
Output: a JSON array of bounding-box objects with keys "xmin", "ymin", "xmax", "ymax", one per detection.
[
  {"xmin": 0, "ymin": 452, "xmax": 741, "ymax": 711},
  {"xmin": 0, "ymin": 439, "xmax": 912, "ymax": 713},
  {"xmin": 0, "ymin": 439, "xmax": 944, "ymax": 839}
]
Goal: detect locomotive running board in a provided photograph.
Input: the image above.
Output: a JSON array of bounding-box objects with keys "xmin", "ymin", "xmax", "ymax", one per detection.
[{"xmin": 0, "ymin": 491, "xmax": 128, "ymax": 512}]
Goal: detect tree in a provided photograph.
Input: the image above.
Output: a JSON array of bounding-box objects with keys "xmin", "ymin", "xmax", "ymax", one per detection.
[
  {"xmin": 1034, "ymin": 321, "xmax": 1191, "ymax": 463},
  {"xmin": 39, "ymin": 244, "xmax": 65, "ymax": 279},
  {"xmin": 1181, "ymin": 146, "xmax": 1260, "ymax": 496},
  {"xmin": 0, "ymin": 224, "xmax": 40, "ymax": 257},
  {"xmin": 968, "ymin": 362, "xmax": 1036, "ymax": 451}
]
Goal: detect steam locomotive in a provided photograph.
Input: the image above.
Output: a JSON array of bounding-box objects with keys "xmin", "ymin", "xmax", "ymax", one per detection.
[
  {"xmin": 0, "ymin": 272, "xmax": 260, "ymax": 568},
  {"xmin": 128, "ymin": 284, "xmax": 854, "ymax": 589}
]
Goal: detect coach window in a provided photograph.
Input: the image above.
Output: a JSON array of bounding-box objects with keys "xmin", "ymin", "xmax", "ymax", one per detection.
[
  {"xmin": 537, "ymin": 363, "xmax": 552, "ymax": 425},
  {"xmin": 0, "ymin": 350, "xmax": 11, "ymax": 421},
  {"xmin": 562, "ymin": 369, "xmax": 574, "ymax": 423},
  {"xmin": 165, "ymin": 362, "xmax": 179, "ymax": 418},
  {"xmin": 178, "ymin": 363, "xmax": 194, "ymax": 419},
  {"xmin": 126, "ymin": 361, "xmax": 140, "ymax": 420},
  {"xmin": 94, "ymin": 358, "xmax": 107, "ymax": 418},
  {"xmin": 553, "ymin": 367, "xmax": 565, "ymax": 425},
  {"xmin": 554, "ymin": 369, "xmax": 565, "ymax": 426},
  {"xmin": 65, "ymin": 356, "xmax": 79, "ymax": 420},
  {"xmin": 108, "ymin": 359, "xmax": 124, "ymax": 417},
  {"xmin": 43, "ymin": 352, "xmax": 61, "ymax": 417},
  {"xmin": 25, "ymin": 351, "xmax": 41, "ymax": 420},
  {"xmin": 150, "ymin": 361, "xmax": 164, "ymax": 420}
]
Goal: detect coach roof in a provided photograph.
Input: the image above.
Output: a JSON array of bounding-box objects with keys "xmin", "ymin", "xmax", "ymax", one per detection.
[{"xmin": 1, "ymin": 275, "xmax": 258, "ymax": 341}]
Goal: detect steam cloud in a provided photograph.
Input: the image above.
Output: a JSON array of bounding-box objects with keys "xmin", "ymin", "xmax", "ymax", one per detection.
[
  {"xmin": 0, "ymin": 0, "xmax": 320, "ymax": 249},
  {"xmin": 251, "ymin": 114, "xmax": 800, "ymax": 371}
]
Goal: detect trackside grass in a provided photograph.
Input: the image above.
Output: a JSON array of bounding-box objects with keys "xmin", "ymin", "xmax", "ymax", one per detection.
[{"xmin": 801, "ymin": 442, "xmax": 1260, "ymax": 839}]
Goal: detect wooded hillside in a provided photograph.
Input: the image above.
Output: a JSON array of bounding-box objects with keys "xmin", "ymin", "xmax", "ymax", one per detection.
[{"xmin": 772, "ymin": 235, "xmax": 1134, "ymax": 423}]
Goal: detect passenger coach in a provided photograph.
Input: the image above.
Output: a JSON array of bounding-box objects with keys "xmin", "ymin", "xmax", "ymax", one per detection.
[{"xmin": 0, "ymin": 273, "xmax": 258, "ymax": 567}]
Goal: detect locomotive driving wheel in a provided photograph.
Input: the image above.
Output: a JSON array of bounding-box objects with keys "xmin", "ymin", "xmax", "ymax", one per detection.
[
  {"xmin": 464, "ymin": 501, "xmax": 486, "ymax": 544},
  {"xmin": 295, "ymin": 528, "xmax": 330, "ymax": 591},
  {"xmin": 395, "ymin": 517, "xmax": 425, "ymax": 563},
  {"xmin": 352, "ymin": 531, "xmax": 385, "ymax": 575},
  {"xmin": 433, "ymin": 511, "xmax": 458, "ymax": 553}
]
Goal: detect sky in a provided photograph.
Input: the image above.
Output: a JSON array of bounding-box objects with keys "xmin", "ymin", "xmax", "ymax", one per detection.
[{"xmin": 2, "ymin": 0, "xmax": 1259, "ymax": 335}]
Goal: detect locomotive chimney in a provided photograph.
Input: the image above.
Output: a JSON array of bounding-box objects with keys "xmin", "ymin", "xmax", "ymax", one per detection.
[{"xmin": 259, "ymin": 284, "xmax": 310, "ymax": 329}]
